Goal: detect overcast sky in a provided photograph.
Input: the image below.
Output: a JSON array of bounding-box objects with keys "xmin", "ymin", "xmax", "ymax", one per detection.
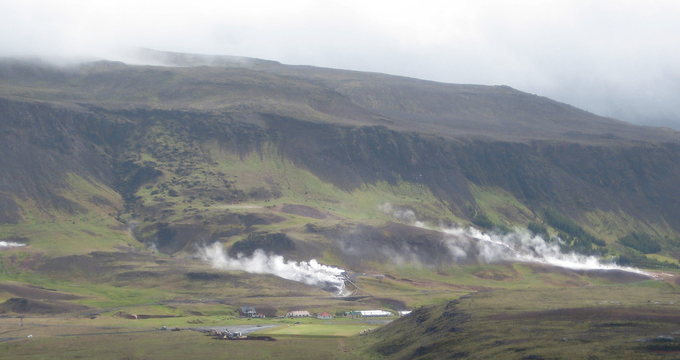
[{"xmin": 2, "ymin": 0, "xmax": 679, "ymax": 129}]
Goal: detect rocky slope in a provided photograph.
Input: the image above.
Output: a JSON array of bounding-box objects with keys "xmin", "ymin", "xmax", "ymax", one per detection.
[{"xmin": 1, "ymin": 52, "xmax": 680, "ymax": 266}]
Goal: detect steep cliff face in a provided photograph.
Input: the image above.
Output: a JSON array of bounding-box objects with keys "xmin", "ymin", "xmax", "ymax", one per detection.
[
  {"xmin": 105, "ymin": 109, "xmax": 680, "ymax": 251},
  {"xmin": 0, "ymin": 99, "xmax": 133, "ymax": 224},
  {"xmin": 259, "ymin": 117, "xmax": 680, "ymax": 233}
]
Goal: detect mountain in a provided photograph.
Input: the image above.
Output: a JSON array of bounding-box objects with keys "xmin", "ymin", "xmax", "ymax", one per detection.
[
  {"xmin": 2, "ymin": 51, "xmax": 680, "ymax": 265},
  {"xmin": 4, "ymin": 50, "xmax": 680, "ymax": 359}
]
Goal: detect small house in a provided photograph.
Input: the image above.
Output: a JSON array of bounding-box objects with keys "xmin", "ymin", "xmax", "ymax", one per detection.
[
  {"xmin": 317, "ymin": 312, "xmax": 333, "ymax": 320},
  {"xmin": 240, "ymin": 306, "xmax": 257, "ymax": 317}
]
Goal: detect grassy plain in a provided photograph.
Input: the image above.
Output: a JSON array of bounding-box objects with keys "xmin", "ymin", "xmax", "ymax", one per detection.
[
  {"xmin": 0, "ymin": 314, "xmax": 375, "ymax": 360},
  {"xmin": 0, "ymin": 324, "xmax": 357, "ymax": 360},
  {"xmin": 3, "ymin": 248, "xmax": 679, "ymax": 359},
  {"xmin": 3, "ymin": 274, "xmax": 680, "ymax": 360}
]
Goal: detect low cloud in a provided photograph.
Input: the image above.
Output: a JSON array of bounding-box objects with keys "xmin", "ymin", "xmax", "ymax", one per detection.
[{"xmin": 1, "ymin": 1, "xmax": 678, "ymax": 128}]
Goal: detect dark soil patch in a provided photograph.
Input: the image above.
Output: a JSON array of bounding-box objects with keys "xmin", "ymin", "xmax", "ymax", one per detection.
[
  {"xmin": 280, "ymin": 204, "xmax": 326, "ymax": 219},
  {"xmin": 372, "ymin": 297, "xmax": 408, "ymax": 310},
  {"xmin": 526, "ymin": 264, "xmax": 583, "ymax": 278},
  {"xmin": 524, "ymin": 264, "xmax": 650, "ymax": 285},
  {"xmin": 185, "ymin": 272, "xmax": 221, "ymax": 281},
  {"xmin": 38, "ymin": 251, "xmax": 157, "ymax": 278},
  {"xmin": 472, "ymin": 265, "xmax": 519, "ymax": 281},
  {"xmin": 228, "ymin": 232, "xmax": 296, "ymax": 257},
  {"xmin": 184, "ymin": 271, "xmax": 250, "ymax": 287},
  {"xmin": 0, "ymin": 283, "xmax": 81, "ymax": 300},
  {"xmin": 115, "ymin": 271, "xmax": 164, "ymax": 281},
  {"xmin": 139, "ymin": 213, "xmax": 288, "ymax": 254},
  {"xmin": 644, "ymin": 343, "xmax": 680, "ymax": 352},
  {"xmin": 573, "ymin": 269, "xmax": 652, "ymax": 283},
  {"xmin": 152, "ymin": 223, "xmax": 212, "ymax": 254},
  {"xmin": 238, "ymin": 213, "xmax": 286, "ymax": 229},
  {"xmin": 0, "ymin": 297, "xmax": 89, "ymax": 314},
  {"xmin": 595, "ymin": 322, "xmax": 637, "ymax": 327},
  {"xmin": 329, "ymin": 222, "xmax": 453, "ymax": 268}
]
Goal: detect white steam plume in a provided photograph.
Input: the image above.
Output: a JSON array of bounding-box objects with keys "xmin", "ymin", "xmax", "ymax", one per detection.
[
  {"xmin": 199, "ymin": 243, "xmax": 347, "ymax": 295},
  {"xmin": 380, "ymin": 203, "xmax": 648, "ymax": 275},
  {"xmin": 0, "ymin": 241, "xmax": 26, "ymax": 248},
  {"xmin": 378, "ymin": 203, "xmax": 424, "ymax": 227},
  {"xmin": 442, "ymin": 227, "xmax": 647, "ymax": 274}
]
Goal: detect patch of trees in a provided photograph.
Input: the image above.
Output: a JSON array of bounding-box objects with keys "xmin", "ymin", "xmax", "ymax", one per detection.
[
  {"xmin": 544, "ymin": 209, "xmax": 606, "ymax": 254},
  {"xmin": 617, "ymin": 232, "xmax": 661, "ymax": 254},
  {"xmin": 527, "ymin": 222, "xmax": 549, "ymax": 239},
  {"xmin": 471, "ymin": 212, "xmax": 494, "ymax": 229}
]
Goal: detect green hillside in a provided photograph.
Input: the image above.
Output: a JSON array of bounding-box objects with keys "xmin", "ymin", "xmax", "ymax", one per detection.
[
  {"xmin": 353, "ymin": 284, "xmax": 680, "ymax": 359},
  {"xmin": 2, "ymin": 52, "xmax": 680, "ymax": 359}
]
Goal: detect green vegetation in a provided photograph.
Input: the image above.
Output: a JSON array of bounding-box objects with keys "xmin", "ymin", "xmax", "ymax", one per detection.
[
  {"xmin": 471, "ymin": 211, "xmax": 494, "ymax": 229},
  {"xmin": 544, "ymin": 208, "xmax": 606, "ymax": 254},
  {"xmin": 618, "ymin": 232, "xmax": 662, "ymax": 254},
  {"xmin": 0, "ymin": 319, "xmax": 357, "ymax": 360},
  {"xmin": 2, "ymin": 254, "xmax": 676, "ymax": 359},
  {"xmin": 469, "ymin": 184, "xmax": 535, "ymax": 228},
  {"xmin": 259, "ymin": 323, "xmax": 372, "ymax": 337},
  {"xmin": 353, "ymin": 285, "xmax": 680, "ymax": 359},
  {"xmin": 2, "ymin": 55, "xmax": 680, "ymax": 359},
  {"xmin": 616, "ymin": 252, "xmax": 680, "ymax": 270},
  {"xmin": 527, "ymin": 221, "xmax": 549, "ymax": 238}
]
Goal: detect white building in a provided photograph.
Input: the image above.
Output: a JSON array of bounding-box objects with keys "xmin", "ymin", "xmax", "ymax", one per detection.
[
  {"xmin": 286, "ymin": 310, "xmax": 311, "ymax": 318},
  {"xmin": 357, "ymin": 310, "xmax": 393, "ymax": 317}
]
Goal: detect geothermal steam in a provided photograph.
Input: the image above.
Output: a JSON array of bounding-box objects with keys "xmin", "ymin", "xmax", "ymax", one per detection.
[
  {"xmin": 380, "ymin": 203, "xmax": 646, "ymax": 274},
  {"xmin": 200, "ymin": 243, "xmax": 347, "ymax": 295},
  {"xmin": 0, "ymin": 241, "xmax": 26, "ymax": 248},
  {"xmin": 442, "ymin": 227, "xmax": 645, "ymax": 273}
]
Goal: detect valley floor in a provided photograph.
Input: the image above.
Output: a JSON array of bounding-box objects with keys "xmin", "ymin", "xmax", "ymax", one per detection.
[{"xmin": 0, "ymin": 316, "xmax": 373, "ymax": 360}]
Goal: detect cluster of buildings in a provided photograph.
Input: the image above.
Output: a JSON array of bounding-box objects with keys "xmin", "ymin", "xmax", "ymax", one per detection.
[
  {"xmin": 285, "ymin": 310, "xmax": 333, "ymax": 319},
  {"xmin": 240, "ymin": 306, "xmax": 410, "ymax": 319}
]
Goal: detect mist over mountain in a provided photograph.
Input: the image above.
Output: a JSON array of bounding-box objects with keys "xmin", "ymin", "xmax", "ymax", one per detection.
[{"xmin": 1, "ymin": 49, "xmax": 680, "ymax": 268}]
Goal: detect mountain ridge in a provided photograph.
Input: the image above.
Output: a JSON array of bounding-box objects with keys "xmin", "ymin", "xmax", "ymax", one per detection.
[
  {"xmin": 1, "ymin": 51, "xmax": 679, "ymax": 264},
  {"xmin": 2, "ymin": 52, "xmax": 678, "ymax": 144}
]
